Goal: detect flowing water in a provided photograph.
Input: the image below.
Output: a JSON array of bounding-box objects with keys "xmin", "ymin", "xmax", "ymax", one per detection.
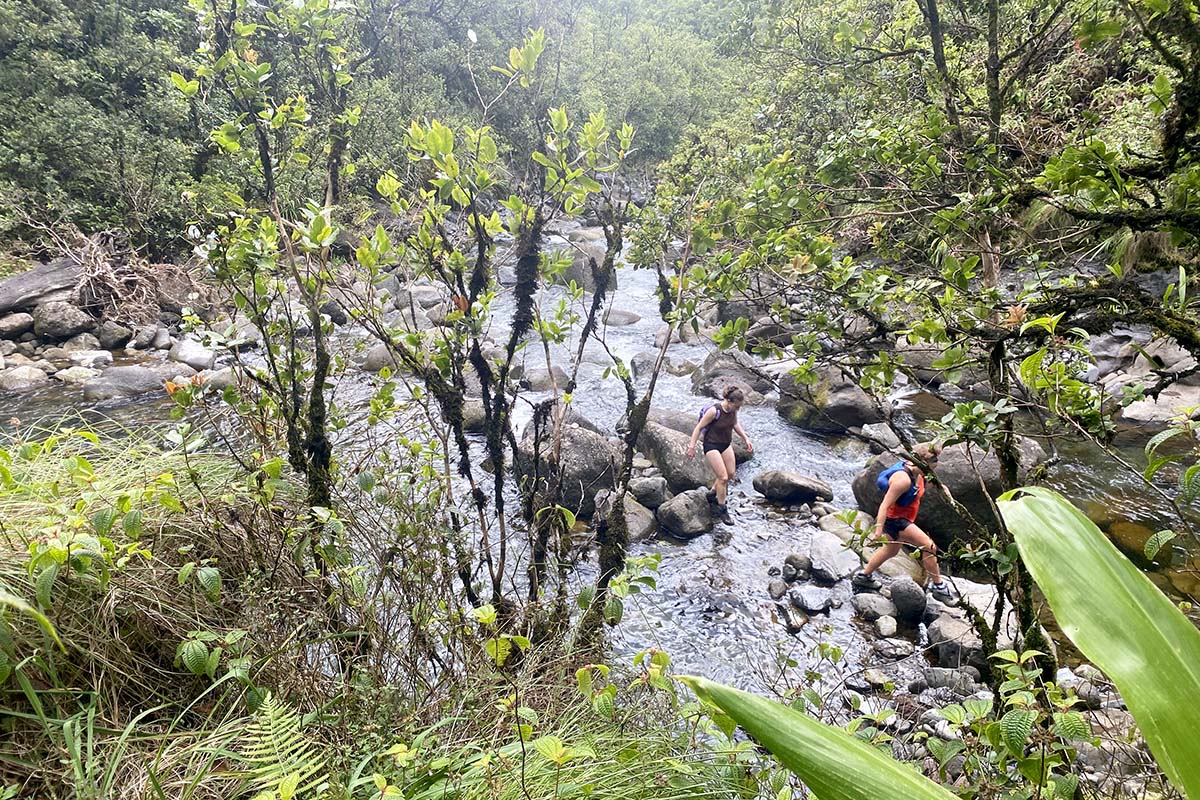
[{"xmin": 5, "ymin": 238, "xmax": 1198, "ymax": 693}]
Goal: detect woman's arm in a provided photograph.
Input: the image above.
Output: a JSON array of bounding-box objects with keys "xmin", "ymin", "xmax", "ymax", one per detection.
[
  {"xmin": 687, "ymin": 408, "xmax": 718, "ymax": 457},
  {"xmin": 875, "ymin": 473, "xmax": 910, "ymax": 535},
  {"xmin": 734, "ymin": 421, "xmax": 753, "ymax": 452}
]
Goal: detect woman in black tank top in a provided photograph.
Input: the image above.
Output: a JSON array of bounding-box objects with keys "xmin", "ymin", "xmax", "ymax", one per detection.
[{"xmin": 686, "ymin": 386, "xmax": 753, "ymax": 525}]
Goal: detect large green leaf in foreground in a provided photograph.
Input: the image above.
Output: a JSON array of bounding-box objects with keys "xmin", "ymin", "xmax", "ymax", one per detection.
[
  {"xmin": 999, "ymin": 486, "xmax": 1200, "ymax": 799},
  {"xmin": 677, "ymin": 675, "xmax": 957, "ymax": 800}
]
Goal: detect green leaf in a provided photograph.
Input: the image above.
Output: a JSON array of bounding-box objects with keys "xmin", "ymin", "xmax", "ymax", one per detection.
[
  {"xmin": 1144, "ymin": 529, "xmax": 1177, "ymax": 561},
  {"xmin": 170, "ymin": 72, "xmax": 199, "ymax": 97},
  {"xmin": 196, "ymin": 566, "xmax": 221, "ymax": 602},
  {"xmin": 35, "ymin": 564, "xmax": 58, "ymax": 610},
  {"xmin": 179, "ymin": 639, "xmax": 209, "ymax": 676},
  {"xmin": 677, "ymin": 676, "xmax": 959, "ymax": 800},
  {"xmin": 1052, "ymin": 711, "xmax": 1090, "ymax": 741},
  {"xmin": 998, "ymin": 487, "xmax": 1200, "ymax": 798},
  {"xmin": 0, "ymin": 588, "xmax": 64, "ymax": 651},
  {"xmin": 1000, "ymin": 709, "xmax": 1036, "ymax": 755}
]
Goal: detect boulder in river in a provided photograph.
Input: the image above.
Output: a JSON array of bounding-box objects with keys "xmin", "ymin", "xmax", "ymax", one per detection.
[
  {"xmin": 68, "ymin": 350, "xmax": 113, "ymax": 369},
  {"xmin": 643, "ymin": 407, "xmax": 753, "ymax": 462},
  {"xmin": 604, "ymin": 307, "xmax": 640, "ymax": 326},
  {"xmin": 691, "ymin": 349, "xmax": 774, "ymax": 400},
  {"xmin": 851, "ymin": 593, "xmax": 896, "ymax": 621},
  {"xmin": 515, "ymin": 420, "xmax": 619, "ymax": 518},
  {"xmin": 752, "ymin": 471, "xmax": 833, "ymax": 505},
  {"xmin": 777, "ymin": 366, "xmax": 884, "ymax": 433},
  {"xmin": 54, "ymin": 366, "xmax": 101, "ymax": 385},
  {"xmin": 808, "ymin": 530, "xmax": 860, "ymax": 584},
  {"xmin": 0, "ymin": 365, "xmax": 51, "ymax": 392},
  {"xmin": 169, "ymin": 337, "xmax": 217, "ymax": 371},
  {"xmin": 95, "ymin": 320, "xmax": 133, "ymax": 350},
  {"xmin": 0, "ymin": 258, "xmax": 80, "ymax": 315},
  {"xmin": 887, "ymin": 577, "xmax": 927, "ymax": 624},
  {"xmin": 629, "ymin": 475, "xmax": 669, "ymax": 509},
  {"xmin": 656, "ymin": 488, "xmax": 713, "ymax": 538},
  {"xmin": 789, "ymin": 585, "xmax": 833, "ymax": 614},
  {"xmin": 33, "ymin": 301, "xmax": 95, "ymax": 340},
  {"xmin": 82, "ymin": 363, "xmax": 196, "ymax": 402},
  {"xmin": 594, "ymin": 489, "xmax": 657, "ymax": 544},
  {"xmin": 637, "ymin": 421, "xmax": 715, "ymax": 494},
  {"xmin": 0, "ymin": 313, "xmax": 34, "ymax": 338}
]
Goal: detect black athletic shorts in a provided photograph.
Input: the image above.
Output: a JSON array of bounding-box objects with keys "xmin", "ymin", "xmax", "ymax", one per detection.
[
  {"xmin": 882, "ymin": 517, "xmax": 912, "ymax": 538},
  {"xmin": 703, "ymin": 441, "xmax": 731, "ymax": 454}
]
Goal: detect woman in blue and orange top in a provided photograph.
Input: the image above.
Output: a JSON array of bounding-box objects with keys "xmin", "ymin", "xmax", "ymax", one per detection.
[{"xmin": 852, "ymin": 442, "xmax": 954, "ymax": 601}]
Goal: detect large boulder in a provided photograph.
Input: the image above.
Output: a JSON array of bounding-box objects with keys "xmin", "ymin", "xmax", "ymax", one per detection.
[
  {"xmin": 850, "ymin": 439, "xmax": 1047, "ymax": 546},
  {"xmin": 0, "ymin": 258, "xmax": 80, "ymax": 314},
  {"xmin": 0, "ymin": 365, "xmax": 51, "ymax": 392},
  {"xmin": 656, "ymin": 488, "xmax": 713, "ymax": 538},
  {"xmin": 594, "ymin": 489, "xmax": 658, "ymax": 544},
  {"xmin": 888, "ymin": 577, "xmax": 928, "ymax": 624},
  {"xmin": 33, "ymin": 301, "xmax": 95, "ymax": 340},
  {"xmin": 0, "ymin": 313, "xmax": 34, "ymax": 338},
  {"xmin": 637, "ymin": 421, "xmax": 723, "ymax": 494},
  {"xmin": 777, "ymin": 366, "xmax": 884, "ymax": 433},
  {"xmin": 752, "ymin": 471, "xmax": 834, "ymax": 505},
  {"xmin": 644, "ymin": 408, "xmax": 753, "ymax": 462},
  {"xmin": 515, "ymin": 421, "xmax": 620, "ymax": 518},
  {"xmin": 629, "ymin": 476, "xmax": 669, "ymax": 509},
  {"xmin": 169, "ymin": 337, "xmax": 217, "ymax": 370},
  {"xmin": 82, "ymin": 363, "xmax": 196, "ymax": 402},
  {"xmin": 808, "ymin": 530, "xmax": 861, "ymax": 584},
  {"xmin": 563, "ymin": 228, "xmax": 616, "ymax": 294},
  {"xmin": 691, "ymin": 349, "xmax": 774, "ymax": 400}
]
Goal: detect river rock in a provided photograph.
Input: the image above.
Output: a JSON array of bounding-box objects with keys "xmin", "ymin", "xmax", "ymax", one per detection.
[
  {"xmin": 784, "ymin": 553, "xmax": 812, "ymax": 580},
  {"xmin": 151, "ymin": 328, "xmax": 172, "ymax": 350},
  {"xmin": 548, "ymin": 228, "xmax": 614, "ymax": 294},
  {"xmin": 94, "ymin": 320, "xmax": 133, "ymax": 350},
  {"xmin": 789, "ymin": 585, "xmax": 833, "ymax": 614},
  {"xmin": 0, "ymin": 365, "xmax": 50, "ymax": 392},
  {"xmin": 752, "ymin": 471, "xmax": 834, "ymax": 504},
  {"xmin": 524, "ymin": 365, "xmax": 567, "ymax": 391},
  {"xmin": 0, "ymin": 313, "xmax": 34, "ymax": 338},
  {"xmin": 129, "ymin": 325, "xmax": 158, "ymax": 349},
  {"xmin": 927, "ymin": 616, "xmax": 984, "ymax": 670},
  {"xmin": 852, "ymin": 593, "xmax": 897, "ymax": 621},
  {"xmin": 656, "ymin": 488, "xmax": 713, "ymax": 538},
  {"xmin": 201, "ymin": 367, "xmax": 238, "ymax": 390},
  {"xmin": 515, "ymin": 422, "xmax": 619, "ymax": 518},
  {"xmin": 874, "ymin": 638, "xmax": 915, "ymax": 659},
  {"xmin": 360, "ymin": 343, "xmax": 401, "ymax": 373},
  {"xmin": 851, "ymin": 439, "xmax": 1047, "ymax": 546},
  {"xmin": 629, "ymin": 475, "xmax": 669, "ymax": 509},
  {"xmin": 920, "ymin": 667, "xmax": 979, "ymax": 695},
  {"xmin": 777, "ymin": 603, "xmax": 808, "ymax": 633},
  {"xmin": 0, "ymin": 258, "xmax": 80, "ymax": 314},
  {"xmin": 604, "ymin": 308, "xmax": 640, "ymax": 326},
  {"xmin": 54, "ymin": 366, "xmax": 101, "ymax": 385},
  {"xmin": 888, "ymin": 577, "xmax": 927, "ymax": 624},
  {"xmin": 875, "ymin": 615, "xmax": 898, "ymax": 637},
  {"xmin": 645, "ymin": 408, "xmax": 753, "ymax": 461},
  {"xmin": 808, "ymin": 530, "xmax": 860, "ymax": 584},
  {"xmin": 778, "ymin": 365, "xmax": 883, "ymax": 433},
  {"xmin": 82, "ymin": 363, "xmax": 196, "ymax": 402},
  {"xmin": 768, "ymin": 579, "xmax": 788, "ymax": 600},
  {"xmin": 637, "ymin": 421, "xmax": 714, "ymax": 493},
  {"xmin": 63, "ymin": 332, "xmax": 102, "ymax": 352},
  {"xmin": 33, "ymin": 301, "xmax": 95, "ymax": 340},
  {"xmin": 396, "ymin": 283, "xmax": 446, "ymax": 310},
  {"xmin": 1117, "ymin": 383, "xmax": 1200, "ymax": 427},
  {"xmin": 68, "ymin": 350, "xmax": 113, "ymax": 369},
  {"xmin": 594, "ymin": 489, "xmax": 657, "ymax": 544},
  {"xmin": 860, "ymin": 422, "xmax": 901, "ymax": 452},
  {"xmin": 691, "ymin": 349, "xmax": 774, "ymax": 400},
  {"xmin": 169, "ymin": 337, "xmax": 217, "ymax": 370}
]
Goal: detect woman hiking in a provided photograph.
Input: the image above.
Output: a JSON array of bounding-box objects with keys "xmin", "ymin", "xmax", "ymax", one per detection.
[
  {"xmin": 851, "ymin": 442, "xmax": 955, "ymax": 602},
  {"xmin": 686, "ymin": 386, "xmax": 753, "ymax": 525}
]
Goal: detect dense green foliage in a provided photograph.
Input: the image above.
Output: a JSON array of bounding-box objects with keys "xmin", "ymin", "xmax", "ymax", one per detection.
[{"xmin": 0, "ymin": 0, "xmax": 738, "ymax": 257}]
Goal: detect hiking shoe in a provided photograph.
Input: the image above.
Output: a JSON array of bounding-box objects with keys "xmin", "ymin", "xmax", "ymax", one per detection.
[
  {"xmin": 851, "ymin": 570, "xmax": 883, "ymax": 591},
  {"xmin": 706, "ymin": 489, "xmax": 718, "ymax": 505},
  {"xmin": 714, "ymin": 504, "xmax": 733, "ymax": 525},
  {"xmin": 929, "ymin": 581, "xmax": 957, "ymax": 603}
]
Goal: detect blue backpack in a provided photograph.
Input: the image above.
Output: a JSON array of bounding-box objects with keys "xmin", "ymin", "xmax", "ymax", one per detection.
[
  {"xmin": 876, "ymin": 461, "xmax": 920, "ymax": 506},
  {"xmin": 698, "ymin": 404, "xmax": 722, "ymax": 434}
]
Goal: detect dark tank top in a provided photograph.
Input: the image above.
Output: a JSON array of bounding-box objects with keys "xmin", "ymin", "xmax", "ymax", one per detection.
[{"xmin": 703, "ymin": 405, "xmax": 738, "ymax": 448}]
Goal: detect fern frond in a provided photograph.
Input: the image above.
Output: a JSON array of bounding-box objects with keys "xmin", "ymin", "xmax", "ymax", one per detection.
[{"xmin": 235, "ymin": 693, "xmax": 329, "ymax": 798}]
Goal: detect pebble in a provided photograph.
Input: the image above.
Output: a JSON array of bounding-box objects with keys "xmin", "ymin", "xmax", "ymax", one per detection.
[
  {"xmin": 875, "ymin": 615, "xmax": 898, "ymax": 637},
  {"xmin": 767, "ymin": 579, "xmax": 788, "ymax": 600}
]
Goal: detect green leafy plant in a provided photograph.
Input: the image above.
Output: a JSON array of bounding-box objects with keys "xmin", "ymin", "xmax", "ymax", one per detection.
[{"xmin": 999, "ymin": 487, "xmax": 1200, "ymax": 798}]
